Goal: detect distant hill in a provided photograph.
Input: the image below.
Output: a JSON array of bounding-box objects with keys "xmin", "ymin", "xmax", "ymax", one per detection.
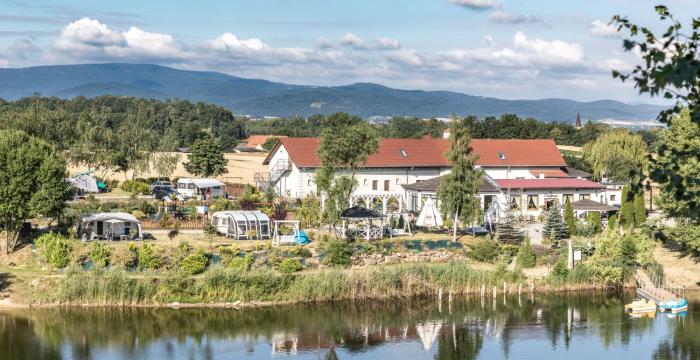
[{"xmin": 0, "ymin": 63, "xmax": 664, "ymax": 122}]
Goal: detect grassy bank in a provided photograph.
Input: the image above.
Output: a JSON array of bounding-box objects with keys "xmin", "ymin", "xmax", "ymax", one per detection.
[{"xmin": 24, "ymin": 261, "xmax": 628, "ymax": 307}]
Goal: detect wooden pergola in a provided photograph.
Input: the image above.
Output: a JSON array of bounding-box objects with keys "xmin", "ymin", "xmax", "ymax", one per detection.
[{"xmin": 336, "ymin": 206, "xmax": 385, "ymax": 241}]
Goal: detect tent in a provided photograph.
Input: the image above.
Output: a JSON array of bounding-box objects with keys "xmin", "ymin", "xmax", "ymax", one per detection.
[
  {"xmin": 68, "ymin": 172, "xmax": 100, "ymax": 194},
  {"xmin": 416, "ymin": 198, "xmax": 443, "ymax": 227},
  {"xmin": 294, "ymin": 230, "xmax": 310, "ymax": 245},
  {"xmin": 79, "ymin": 212, "xmax": 142, "ymax": 240}
]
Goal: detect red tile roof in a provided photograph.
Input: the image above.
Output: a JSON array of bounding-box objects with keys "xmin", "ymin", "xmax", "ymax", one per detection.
[
  {"xmin": 264, "ymin": 137, "xmax": 566, "ymax": 168},
  {"xmin": 246, "ymin": 135, "xmax": 287, "ymax": 147},
  {"xmin": 529, "ymin": 169, "xmax": 570, "ymax": 178},
  {"xmin": 495, "ymin": 178, "xmax": 606, "ymax": 190}
]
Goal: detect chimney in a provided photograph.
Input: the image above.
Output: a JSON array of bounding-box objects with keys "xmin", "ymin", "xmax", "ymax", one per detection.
[{"xmin": 442, "ymin": 129, "xmax": 451, "ymax": 139}]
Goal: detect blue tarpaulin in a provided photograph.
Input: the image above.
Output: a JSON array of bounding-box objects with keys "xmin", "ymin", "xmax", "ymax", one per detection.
[{"xmin": 295, "ymin": 230, "xmax": 310, "ymax": 244}]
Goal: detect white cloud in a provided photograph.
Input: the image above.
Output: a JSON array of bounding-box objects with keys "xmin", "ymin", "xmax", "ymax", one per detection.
[
  {"xmin": 511, "ymin": 31, "xmax": 585, "ymax": 64},
  {"xmin": 489, "ymin": 11, "xmax": 540, "ymax": 24},
  {"xmin": 53, "ymin": 17, "xmax": 182, "ymax": 60},
  {"xmin": 376, "ymin": 36, "xmax": 401, "ymax": 50},
  {"xmin": 316, "ymin": 37, "xmax": 333, "ymax": 49},
  {"xmin": 448, "ymin": 0, "xmax": 498, "ymax": 10},
  {"xmin": 589, "ymin": 20, "xmax": 620, "ymax": 38},
  {"xmin": 340, "ymin": 32, "xmax": 364, "ymax": 49},
  {"xmin": 209, "ymin": 32, "xmax": 268, "ymax": 52}
]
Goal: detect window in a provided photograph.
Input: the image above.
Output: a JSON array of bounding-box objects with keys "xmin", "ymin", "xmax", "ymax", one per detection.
[
  {"xmin": 384, "ymin": 180, "xmax": 390, "ymax": 191},
  {"xmin": 527, "ymin": 195, "xmax": 539, "ymax": 210},
  {"xmin": 563, "ymin": 194, "xmax": 574, "ymax": 204},
  {"xmin": 372, "ymin": 180, "xmax": 378, "ymax": 190},
  {"xmin": 497, "ymin": 152, "xmax": 506, "ymax": 160},
  {"xmin": 483, "ymin": 195, "xmax": 495, "ymax": 211},
  {"xmin": 212, "ymin": 186, "xmax": 221, "ymax": 190},
  {"xmin": 307, "ymin": 180, "xmax": 312, "ymax": 186},
  {"xmin": 580, "ymin": 194, "xmax": 590, "ymax": 200},
  {"xmin": 187, "ymin": 183, "xmax": 195, "ymax": 189},
  {"xmin": 610, "ymin": 194, "xmax": 616, "ymax": 201},
  {"xmin": 400, "ymin": 149, "xmax": 408, "ymax": 157},
  {"xmin": 395, "ymin": 178, "xmax": 400, "ymax": 185},
  {"xmin": 509, "ymin": 195, "xmax": 520, "ymax": 210},
  {"xmin": 363, "ymin": 179, "xmax": 368, "ymax": 185},
  {"xmin": 178, "ymin": 183, "xmax": 186, "ymax": 189}
]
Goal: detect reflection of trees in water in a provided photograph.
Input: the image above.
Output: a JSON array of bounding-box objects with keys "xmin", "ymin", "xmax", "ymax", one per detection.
[
  {"xmin": 652, "ymin": 312, "xmax": 699, "ymax": 360},
  {"xmin": 0, "ymin": 315, "xmax": 63, "ymax": 359},
  {"xmin": 0, "ymin": 292, "xmax": 694, "ymax": 359},
  {"xmin": 434, "ymin": 324, "xmax": 483, "ymax": 360}
]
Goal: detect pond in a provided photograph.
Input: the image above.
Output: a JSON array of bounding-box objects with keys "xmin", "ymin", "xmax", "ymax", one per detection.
[{"xmin": 1, "ymin": 292, "xmax": 698, "ymax": 359}]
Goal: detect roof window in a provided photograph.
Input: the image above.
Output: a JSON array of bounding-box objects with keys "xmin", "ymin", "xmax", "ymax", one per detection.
[
  {"xmin": 400, "ymin": 149, "xmax": 408, "ymax": 157},
  {"xmin": 497, "ymin": 152, "xmax": 506, "ymax": 160}
]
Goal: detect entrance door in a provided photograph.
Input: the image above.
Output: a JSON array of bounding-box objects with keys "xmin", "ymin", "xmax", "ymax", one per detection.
[
  {"xmin": 96, "ymin": 221, "xmax": 103, "ymax": 236},
  {"xmin": 483, "ymin": 195, "xmax": 495, "ymax": 211}
]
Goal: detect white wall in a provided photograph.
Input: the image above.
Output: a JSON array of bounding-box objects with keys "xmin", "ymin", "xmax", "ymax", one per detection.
[{"xmin": 480, "ymin": 166, "xmax": 563, "ymax": 179}]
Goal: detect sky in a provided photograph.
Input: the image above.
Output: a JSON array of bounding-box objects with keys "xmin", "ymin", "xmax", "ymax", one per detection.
[{"xmin": 0, "ymin": 0, "xmax": 697, "ymax": 103}]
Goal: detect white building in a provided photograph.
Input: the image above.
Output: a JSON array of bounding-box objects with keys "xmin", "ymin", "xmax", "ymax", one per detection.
[{"xmin": 260, "ymin": 136, "xmax": 621, "ymax": 219}]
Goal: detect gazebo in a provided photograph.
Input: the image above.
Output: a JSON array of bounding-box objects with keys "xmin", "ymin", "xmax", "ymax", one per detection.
[
  {"xmin": 571, "ymin": 199, "xmax": 618, "ymax": 217},
  {"xmin": 337, "ymin": 206, "xmax": 385, "ymax": 240}
]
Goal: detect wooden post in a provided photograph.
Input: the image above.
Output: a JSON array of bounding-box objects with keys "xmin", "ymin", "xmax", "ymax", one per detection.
[
  {"xmin": 481, "ymin": 284, "xmax": 485, "ymax": 297},
  {"xmin": 518, "ymin": 283, "xmax": 522, "ymax": 296},
  {"xmin": 503, "ymin": 282, "xmax": 507, "ymax": 294}
]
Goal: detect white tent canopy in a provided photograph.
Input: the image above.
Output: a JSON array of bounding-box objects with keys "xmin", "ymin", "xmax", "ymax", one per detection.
[
  {"xmin": 80, "ymin": 212, "xmax": 142, "ymax": 240},
  {"xmin": 416, "ymin": 197, "xmax": 443, "ymax": 227},
  {"xmin": 68, "ymin": 173, "xmax": 99, "ymax": 193}
]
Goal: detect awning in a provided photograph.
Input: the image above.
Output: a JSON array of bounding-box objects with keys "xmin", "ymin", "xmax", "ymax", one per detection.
[{"xmin": 572, "ymin": 199, "xmax": 617, "ymax": 211}]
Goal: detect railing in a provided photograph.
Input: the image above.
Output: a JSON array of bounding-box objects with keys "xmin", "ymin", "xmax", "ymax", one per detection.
[
  {"xmin": 141, "ymin": 218, "xmax": 208, "ymax": 230},
  {"xmin": 255, "ymin": 159, "xmax": 291, "ymax": 189},
  {"xmin": 635, "ymin": 268, "xmax": 684, "ymax": 302}
]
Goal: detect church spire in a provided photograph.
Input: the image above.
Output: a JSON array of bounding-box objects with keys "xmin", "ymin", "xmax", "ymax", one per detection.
[{"xmin": 575, "ymin": 112, "xmax": 582, "ymax": 129}]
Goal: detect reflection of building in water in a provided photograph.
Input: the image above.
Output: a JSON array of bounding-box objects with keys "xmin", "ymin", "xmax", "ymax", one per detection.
[
  {"xmin": 270, "ymin": 332, "xmax": 298, "ymax": 356},
  {"xmin": 416, "ymin": 321, "xmax": 443, "ymax": 350}
]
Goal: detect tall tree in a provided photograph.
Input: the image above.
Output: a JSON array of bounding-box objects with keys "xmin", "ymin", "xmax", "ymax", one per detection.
[
  {"xmin": 315, "ymin": 112, "xmax": 380, "ymax": 224},
  {"xmin": 613, "ymin": 6, "xmax": 700, "ymax": 217},
  {"xmin": 564, "ymin": 200, "xmax": 577, "ymax": 236},
  {"xmin": 619, "ymin": 185, "xmax": 635, "ymax": 229},
  {"xmin": 634, "ymin": 192, "xmax": 647, "ymax": 226},
  {"xmin": 583, "ymin": 130, "xmax": 647, "ymax": 182},
  {"xmin": 653, "ymin": 109, "xmax": 700, "ymax": 222},
  {"xmin": 0, "ymin": 130, "xmax": 71, "ymax": 253},
  {"xmin": 496, "ymin": 206, "xmax": 525, "ymax": 244},
  {"xmin": 184, "ymin": 137, "xmax": 229, "ymax": 177},
  {"xmin": 437, "ymin": 117, "xmax": 483, "ymax": 242},
  {"xmin": 542, "ymin": 203, "xmax": 569, "ymax": 242}
]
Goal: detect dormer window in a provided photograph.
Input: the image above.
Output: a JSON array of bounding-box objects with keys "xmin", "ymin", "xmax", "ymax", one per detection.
[
  {"xmin": 497, "ymin": 152, "xmax": 506, "ymax": 160},
  {"xmin": 400, "ymin": 149, "xmax": 408, "ymax": 157}
]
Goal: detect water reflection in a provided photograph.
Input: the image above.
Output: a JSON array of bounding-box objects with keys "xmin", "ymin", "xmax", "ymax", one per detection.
[{"xmin": 0, "ymin": 292, "xmax": 697, "ymax": 359}]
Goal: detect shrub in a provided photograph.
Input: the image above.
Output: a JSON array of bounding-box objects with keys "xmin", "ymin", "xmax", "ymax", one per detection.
[
  {"xmin": 552, "ymin": 259, "xmax": 569, "ymax": 279},
  {"xmin": 136, "ymin": 200, "xmax": 157, "ymax": 215},
  {"xmin": 227, "ymin": 254, "xmax": 255, "ymax": 271},
  {"xmin": 121, "ymin": 180, "xmax": 151, "ymax": 195},
  {"xmin": 180, "ymin": 248, "xmax": 209, "ymax": 275},
  {"xmin": 88, "ymin": 242, "xmax": 112, "ymax": 268},
  {"xmin": 288, "ymin": 245, "xmax": 312, "ymax": 258},
  {"xmin": 515, "ymin": 239, "xmax": 536, "ymax": 268},
  {"xmin": 35, "ymin": 233, "xmax": 72, "ymax": 269},
  {"xmin": 587, "ymin": 212, "xmax": 602, "ymax": 234},
  {"xmin": 324, "ymin": 241, "xmax": 352, "ymax": 267},
  {"xmin": 278, "ymin": 258, "xmax": 303, "ymax": 273},
  {"xmin": 607, "ymin": 214, "xmax": 617, "ymax": 231},
  {"xmin": 467, "ymin": 239, "xmax": 499, "ymax": 263},
  {"xmin": 138, "ymin": 244, "xmax": 162, "ymax": 270},
  {"xmin": 131, "ymin": 210, "xmax": 147, "ymax": 220},
  {"xmin": 203, "ymin": 224, "xmax": 218, "ymax": 236}
]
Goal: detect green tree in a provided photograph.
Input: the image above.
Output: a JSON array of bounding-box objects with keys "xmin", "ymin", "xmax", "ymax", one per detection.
[
  {"xmin": 496, "ymin": 206, "xmax": 524, "ymax": 243},
  {"xmin": 607, "ymin": 214, "xmax": 618, "ymax": 232},
  {"xmin": 516, "ymin": 239, "xmax": 536, "ymax": 268},
  {"xmin": 612, "ymin": 6, "xmax": 700, "ymax": 220},
  {"xmin": 0, "ymin": 130, "xmax": 71, "ymax": 253},
  {"xmin": 564, "ymin": 200, "xmax": 577, "ymax": 236},
  {"xmin": 619, "ymin": 185, "xmax": 635, "ymax": 229},
  {"xmin": 634, "ymin": 192, "xmax": 647, "ymax": 226},
  {"xmin": 298, "ymin": 195, "xmax": 321, "ymax": 228},
  {"xmin": 437, "ymin": 117, "xmax": 484, "ymax": 241},
  {"xmin": 184, "ymin": 137, "xmax": 229, "ymax": 177},
  {"xmin": 261, "ymin": 137, "xmax": 279, "ymax": 151},
  {"xmin": 542, "ymin": 202, "xmax": 569, "ymax": 242},
  {"xmin": 583, "ymin": 130, "xmax": 647, "ymax": 182},
  {"xmin": 588, "ymin": 212, "xmax": 602, "ymax": 234},
  {"xmin": 653, "ymin": 109, "xmax": 700, "ymax": 221}
]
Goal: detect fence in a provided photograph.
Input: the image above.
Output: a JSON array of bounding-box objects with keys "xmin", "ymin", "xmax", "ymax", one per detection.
[{"xmin": 141, "ymin": 218, "xmax": 208, "ymax": 230}]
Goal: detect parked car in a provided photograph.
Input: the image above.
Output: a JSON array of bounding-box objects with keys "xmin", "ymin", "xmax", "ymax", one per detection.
[
  {"xmin": 150, "ymin": 180, "xmax": 173, "ymax": 190},
  {"xmin": 152, "ymin": 185, "xmax": 175, "ymax": 200}
]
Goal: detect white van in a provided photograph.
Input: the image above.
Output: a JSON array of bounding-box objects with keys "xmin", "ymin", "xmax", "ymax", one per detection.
[{"xmin": 176, "ymin": 178, "xmax": 225, "ymax": 199}]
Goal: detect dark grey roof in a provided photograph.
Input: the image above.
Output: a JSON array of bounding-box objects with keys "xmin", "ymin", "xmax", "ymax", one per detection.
[
  {"xmin": 564, "ymin": 167, "xmax": 592, "ymax": 179},
  {"xmin": 402, "ymin": 176, "xmax": 500, "ymax": 193},
  {"xmin": 572, "ymin": 199, "xmax": 618, "ymax": 211},
  {"xmin": 340, "ymin": 206, "xmax": 383, "ymax": 219}
]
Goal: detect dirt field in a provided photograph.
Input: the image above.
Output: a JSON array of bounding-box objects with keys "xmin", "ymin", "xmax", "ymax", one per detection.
[{"xmin": 68, "ymin": 152, "xmax": 269, "ymax": 185}]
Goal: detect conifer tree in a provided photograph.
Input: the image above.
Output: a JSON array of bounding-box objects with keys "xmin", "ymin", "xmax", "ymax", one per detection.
[
  {"xmin": 564, "ymin": 200, "xmax": 577, "ymax": 236},
  {"xmin": 607, "ymin": 213, "xmax": 618, "ymax": 232},
  {"xmin": 619, "ymin": 185, "xmax": 635, "ymax": 229},
  {"xmin": 496, "ymin": 206, "xmax": 525, "ymax": 244},
  {"xmin": 634, "ymin": 192, "xmax": 647, "ymax": 226},
  {"xmin": 516, "ymin": 239, "xmax": 536, "ymax": 268},
  {"xmin": 588, "ymin": 211, "xmax": 602, "ymax": 234},
  {"xmin": 437, "ymin": 116, "xmax": 483, "ymax": 242},
  {"xmin": 542, "ymin": 202, "xmax": 569, "ymax": 242}
]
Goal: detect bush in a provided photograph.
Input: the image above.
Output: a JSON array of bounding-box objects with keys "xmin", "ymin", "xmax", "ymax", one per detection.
[
  {"xmin": 138, "ymin": 244, "xmax": 162, "ymax": 270},
  {"xmin": 136, "ymin": 200, "xmax": 157, "ymax": 215},
  {"xmin": 552, "ymin": 259, "xmax": 569, "ymax": 279},
  {"xmin": 288, "ymin": 245, "xmax": 312, "ymax": 258},
  {"xmin": 35, "ymin": 233, "xmax": 72, "ymax": 269},
  {"xmin": 121, "ymin": 180, "xmax": 151, "ymax": 195},
  {"xmin": 515, "ymin": 239, "xmax": 536, "ymax": 268},
  {"xmin": 278, "ymin": 258, "xmax": 304, "ymax": 273},
  {"xmin": 467, "ymin": 239, "xmax": 499, "ymax": 263},
  {"xmin": 131, "ymin": 210, "xmax": 147, "ymax": 220},
  {"xmin": 324, "ymin": 241, "xmax": 352, "ymax": 267},
  {"xmin": 227, "ymin": 254, "xmax": 254, "ymax": 271},
  {"xmin": 204, "ymin": 224, "xmax": 218, "ymax": 236},
  {"xmin": 88, "ymin": 242, "xmax": 112, "ymax": 268},
  {"xmin": 179, "ymin": 248, "xmax": 209, "ymax": 275}
]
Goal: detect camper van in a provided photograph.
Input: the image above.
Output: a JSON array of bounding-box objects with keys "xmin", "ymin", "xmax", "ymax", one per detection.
[{"xmin": 176, "ymin": 178, "xmax": 225, "ymax": 199}]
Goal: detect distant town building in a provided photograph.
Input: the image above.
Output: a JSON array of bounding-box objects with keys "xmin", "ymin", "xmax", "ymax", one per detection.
[{"xmin": 575, "ymin": 112, "xmax": 582, "ymax": 129}]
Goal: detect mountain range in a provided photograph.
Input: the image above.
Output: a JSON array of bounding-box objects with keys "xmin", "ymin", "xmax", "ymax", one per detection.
[{"xmin": 0, "ymin": 63, "xmax": 664, "ymax": 122}]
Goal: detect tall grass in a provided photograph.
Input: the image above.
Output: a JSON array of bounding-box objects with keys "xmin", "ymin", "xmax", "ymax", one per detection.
[{"xmin": 39, "ymin": 262, "xmax": 612, "ymax": 306}]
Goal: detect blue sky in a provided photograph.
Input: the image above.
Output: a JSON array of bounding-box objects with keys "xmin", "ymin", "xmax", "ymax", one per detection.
[{"xmin": 0, "ymin": 0, "xmax": 697, "ymax": 102}]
